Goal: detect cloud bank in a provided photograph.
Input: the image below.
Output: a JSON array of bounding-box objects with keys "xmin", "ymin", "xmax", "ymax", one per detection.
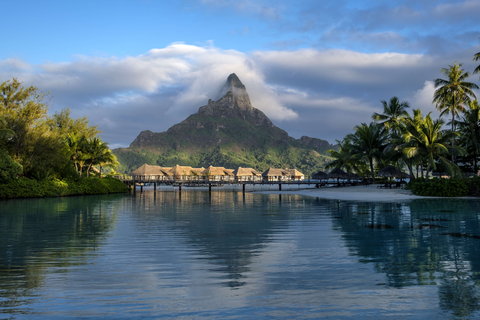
[{"xmin": 0, "ymin": 43, "xmax": 478, "ymax": 147}]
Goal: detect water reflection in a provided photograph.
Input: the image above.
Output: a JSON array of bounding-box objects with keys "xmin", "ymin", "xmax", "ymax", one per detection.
[
  {"xmin": 2, "ymin": 191, "xmax": 480, "ymax": 319},
  {"xmin": 132, "ymin": 191, "xmax": 302, "ymax": 288},
  {"xmin": 0, "ymin": 195, "xmax": 120, "ymax": 315},
  {"xmin": 328, "ymin": 198, "xmax": 480, "ymax": 318}
]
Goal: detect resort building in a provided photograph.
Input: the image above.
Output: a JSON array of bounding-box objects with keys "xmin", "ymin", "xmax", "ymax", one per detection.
[
  {"xmin": 262, "ymin": 168, "xmax": 305, "ymax": 181},
  {"xmin": 205, "ymin": 166, "xmax": 235, "ymax": 182},
  {"xmin": 131, "ymin": 164, "xmax": 304, "ymax": 182},
  {"xmin": 131, "ymin": 164, "xmax": 172, "ymax": 181},
  {"xmin": 233, "ymin": 167, "xmax": 263, "ymax": 182}
]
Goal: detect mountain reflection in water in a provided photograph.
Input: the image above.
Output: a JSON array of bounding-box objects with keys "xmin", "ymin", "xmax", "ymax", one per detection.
[{"xmin": 1, "ymin": 191, "xmax": 480, "ymax": 319}]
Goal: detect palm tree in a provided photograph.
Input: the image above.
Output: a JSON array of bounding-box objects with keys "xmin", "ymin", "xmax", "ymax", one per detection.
[
  {"xmin": 434, "ymin": 64, "xmax": 478, "ymax": 130},
  {"xmin": 83, "ymin": 137, "xmax": 118, "ymax": 176},
  {"xmin": 474, "ymin": 51, "xmax": 480, "ymax": 75},
  {"xmin": 327, "ymin": 136, "xmax": 359, "ymax": 174},
  {"xmin": 433, "ymin": 64, "xmax": 478, "ymax": 162},
  {"xmin": 372, "ymin": 96, "xmax": 410, "ymax": 135},
  {"xmin": 456, "ymin": 100, "xmax": 480, "ymax": 173},
  {"xmin": 402, "ymin": 110, "xmax": 453, "ymax": 178},
  {"xmin": 373, "ymin": 97, "xmax": 412, "ymax": 175},
  {"xmin": 349, "ymin": 122, "xmax": 387, "ymax": 180}
]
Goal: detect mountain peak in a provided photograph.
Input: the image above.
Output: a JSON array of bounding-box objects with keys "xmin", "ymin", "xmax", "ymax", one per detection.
[
  {"xmin": 216, "ymin": 73, "xmax": 252, "ymax": 110},
  {"xmin": 226, "ymin": 73, "xmax": 245, "ymax": 90}
]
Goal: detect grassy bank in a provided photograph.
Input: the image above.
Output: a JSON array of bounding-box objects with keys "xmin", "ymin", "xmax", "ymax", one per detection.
[
  {"xmin": 0, "ymin": 177, "xmax": 128, "ymax": 199},
  {"xmin": 408, "ymin": 177, "xmax": 480, "ymax": 197}
]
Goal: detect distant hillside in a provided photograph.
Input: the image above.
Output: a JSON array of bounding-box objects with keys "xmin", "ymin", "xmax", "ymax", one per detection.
[{"xmin": 114, "ymin": 73, "xmax": 333, "ymax": 175}]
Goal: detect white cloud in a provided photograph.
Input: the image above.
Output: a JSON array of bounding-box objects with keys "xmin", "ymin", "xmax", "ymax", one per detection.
[
  {"xmin": 410, "ymin": 81, "xmax": 438, "ymax": 115},
  {"xmin": 0, "ymin": 43, "xmax": 299, "ymax": 146},
  {"xmin": 0, "ymin": 43, "xmax": 468, "ymax": 146}
]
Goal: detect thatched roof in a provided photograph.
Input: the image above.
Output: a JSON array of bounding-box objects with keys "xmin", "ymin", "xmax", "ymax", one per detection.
[
  {"xmin": 312, "ymin": 170, "xmax": 328, "ymax": 179},
  {"xmin": 172, "ymin": 165, "xmax": 195, "ymax": 176},
  {"xmin": 234, "ymin": 167, "xmax": 261, "ymax": 176},
  {"xmin": 348, "ymin": 172, "xmax": 361, "ymax": 180},
  {"xmin": 190, "ymin": 167, "xmax": 206, "ymax": 176},
  {"xmin": 262, "ymin": 168, "xmax": 304, "ymax": 177},
  {"xmin": 286, "ymin": 169, "xmax": 304, "ymax": 177},
  {"xmin": 224, "ymin": 169, "xmax": 234, "ymax": 176},
  {"xmin": 206, "ymin": 166, "xmax": 233, "ymax": 176},
  {"xmin": 131, "ymin": 164, "xmax": 166, "ymax": 176},
  {"xmin": 328, "ymin": 168, "xmax": 349, "ymax": 179},
  {"xmin": 378, "ymin": 165, "xmax": 408, "ymax": 178},
  {"xmin": 262, "ymin": 168, "xmax": 286, "ymax": 177}
]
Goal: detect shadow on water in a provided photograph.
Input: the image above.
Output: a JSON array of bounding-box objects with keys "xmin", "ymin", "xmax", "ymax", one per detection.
[
  {"xmin": 0, "ymin": 195, "xmax": 122, "ymax": 315},
  {"xmin": 326, "ymin": 198, "xmax": 480, "ymax": 319}
]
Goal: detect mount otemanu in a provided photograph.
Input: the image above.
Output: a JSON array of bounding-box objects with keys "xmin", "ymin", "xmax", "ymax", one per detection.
[{"xmin": 114, "ymin": 73, "xmax": 333, "ymax": 175}]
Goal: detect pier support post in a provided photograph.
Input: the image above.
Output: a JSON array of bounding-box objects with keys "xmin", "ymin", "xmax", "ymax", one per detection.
[
  {"xmin": 278, "ymin": 183, "xmax": 282, "ymax": 191},
  {"xmin": 154, "ymin": 182, "xmax": 157, "ymax": 192},
  {"xmin": 209, "ymin": 183, "xmax": 212, "ymax": 193},
  {"xmin": 242, "ymin": 183, "xmax": 246, "ymax": 194},
  {"xmin": 133, "ymin": 180, "xmax": 136, "ymax": 195},
  {"xmin": 140, "ymin": 185, "xmax": 143, "ymax": 193},
  {"xmin": 178, "ymin": 184, "xmax": 182, "ymax": 192}
]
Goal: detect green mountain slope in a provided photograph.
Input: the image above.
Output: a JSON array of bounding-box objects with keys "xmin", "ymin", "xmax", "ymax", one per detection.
[{"xmin": 114, "ymin": 73, "xmax": 333, "ymax": 175}]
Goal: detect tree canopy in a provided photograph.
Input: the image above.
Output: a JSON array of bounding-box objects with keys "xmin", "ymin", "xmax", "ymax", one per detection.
[{"xmin": 0, "ymin": 79, "xmax": 118, "ymax": 182}]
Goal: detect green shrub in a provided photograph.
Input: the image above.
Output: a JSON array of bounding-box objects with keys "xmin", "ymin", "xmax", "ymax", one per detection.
[
  {"xmin": 0, "ymin": 150, "xmax": 23, "ymax": 183},
  {"xmin": 408, "ymin": 178, "xmax": 469, "ymax": 197},
  {"xmin": 0, "ymin": 176, "xmax": 128, "ymax": 199}
]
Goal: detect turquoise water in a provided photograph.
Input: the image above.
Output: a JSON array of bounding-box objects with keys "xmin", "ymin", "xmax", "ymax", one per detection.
[{"xmin": 1, "ymin": 191, "xmax": 480, "ymax": 319}]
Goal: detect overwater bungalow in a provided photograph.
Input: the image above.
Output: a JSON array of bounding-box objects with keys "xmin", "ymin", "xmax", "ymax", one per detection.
[
  {"xmin": 171, "ymin": 165, "xmax": 197, "ymax": 181},
  {"xmin": 285, "ymin": 169, "xmax": 305, "ymax": 181},
  {"xmin": 234, "ymin": 167, "xmax": 262, "ymax": 182},
  {"xmin": 262, "ymin": 168, "xmax": 305, "ymax": 182},
  {"xmin": 131, "ymin": 163, "xmax": 304, "ymax": 183},
  {"xmin": 205, "ymin": 166, "xmax": 235, "ymax": 182},
  {"xmin": 190, "ymin": 167, "xmax": 207, "ymax": 180},
  {"xmin": 131, "ymin": 164, "xmax": 172, "ymax": 181}
]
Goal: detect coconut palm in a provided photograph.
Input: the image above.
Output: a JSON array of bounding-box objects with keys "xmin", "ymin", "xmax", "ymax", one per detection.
[
  {"xmin": 349, "ymin": 122, "xmax": 387, "ymax": 180},
  {"xmin": 372, "ymin": 96, "xmax": 410, "ymax": 135},
  {"xmin": 433, "ymin": 64, "xmax": 478, "ymax": 162},
  {"xmin": 433, "ymin": 64, "xmax": 478, "ymax": 133},
  {"xmin": 83, "ymin": 137, "xmax": 118, "ymax": 176},
  {"xmin": 373, "ymin": 97, "xmax": 413, "ymax": 175},
  {"xmin": 402, "ymin": 110, "xmax": 454, "ymax": 178},
  {"xmin": 327, "ymin": 136, "xmax": 360, "ymax": 174},
  {"xmin": 456, "ymin": 100, "xmax": 480, "ymax": 173},
  {"xmin": 474, "ymin": 51, "xmax": 480, "ymax": 75}
]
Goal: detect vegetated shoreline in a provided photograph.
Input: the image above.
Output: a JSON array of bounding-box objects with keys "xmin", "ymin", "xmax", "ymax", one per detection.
[
  {"xmin": 254, "ymin": 184, "xmax": 475, "ymax": 202},
  {"xmin": 0, "ymin": 177, "xmax": 128, "ymax": 200}
]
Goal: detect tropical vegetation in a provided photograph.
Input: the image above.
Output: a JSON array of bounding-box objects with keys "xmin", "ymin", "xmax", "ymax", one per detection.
[
  {"xmin": 327, "ymin": 51, "xmax": 480, "ymax": 196},
  {"xmin": 0, "ymin": 79, "xmax": 126, "ymax": 198}
]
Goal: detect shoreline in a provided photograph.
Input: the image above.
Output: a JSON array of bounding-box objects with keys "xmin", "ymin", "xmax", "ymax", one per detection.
[{"xmin": 254, "ymin": 184, "xmax": 434, "ymax": 202}]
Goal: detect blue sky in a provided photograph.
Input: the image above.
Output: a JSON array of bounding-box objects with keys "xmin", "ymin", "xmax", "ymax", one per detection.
[{"xmin": 1, "ymin": 0, "xmax": 479, "ymax": 147}]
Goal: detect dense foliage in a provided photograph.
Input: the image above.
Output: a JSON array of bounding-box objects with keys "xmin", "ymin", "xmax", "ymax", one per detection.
[
  {"xmin": 328, "ymin": 51, "xmax": 480, "ymax": 196},
  {"xmin": 0, "ymin": 79, "xmax": 124, "ymax": 198},
  {"xmin": 0, "ymin": 177, "xmax": 127, "ymax": 199},
  {"xmin": 407, "ymin": 177, "xmax": 480, "ymax": 197}
]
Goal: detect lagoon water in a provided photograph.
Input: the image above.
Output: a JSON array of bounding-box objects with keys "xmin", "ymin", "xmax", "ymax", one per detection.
[{"xmin": 2, "ymin": 191, "xmax": 480, "ymax": 319}]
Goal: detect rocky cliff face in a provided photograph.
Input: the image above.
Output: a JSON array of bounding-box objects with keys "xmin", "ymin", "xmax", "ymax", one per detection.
[
  {"xmin": 117, "ymin": 73, "xmax": 332, "ymax": 173},
  {"xmin": 130, "ymin": 73, "xmax": 289, "ymax": 151}
]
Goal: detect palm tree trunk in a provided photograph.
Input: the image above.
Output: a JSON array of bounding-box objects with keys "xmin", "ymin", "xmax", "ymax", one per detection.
[
  {"xmin": 369, "ymin": 158, "xmax": 375, "ymax": 181},
  {"xmin": 451, "ymin": 110, "xmax": 456, "ymax": 163}
]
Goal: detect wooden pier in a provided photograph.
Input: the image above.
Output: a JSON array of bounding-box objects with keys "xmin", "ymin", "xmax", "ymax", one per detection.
[{"xmin": 118, "ymin": 177, "xmax": 363, "ymax": 194}]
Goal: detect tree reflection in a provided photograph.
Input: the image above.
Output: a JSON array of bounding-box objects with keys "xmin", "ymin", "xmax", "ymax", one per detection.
[
  {"xmin": 0, "ymin": 195, "xmax": 119, "ymax": 314},
  {"xmin": 328, "ymin": 198, "xmax": 480, "ymax": 318}
]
